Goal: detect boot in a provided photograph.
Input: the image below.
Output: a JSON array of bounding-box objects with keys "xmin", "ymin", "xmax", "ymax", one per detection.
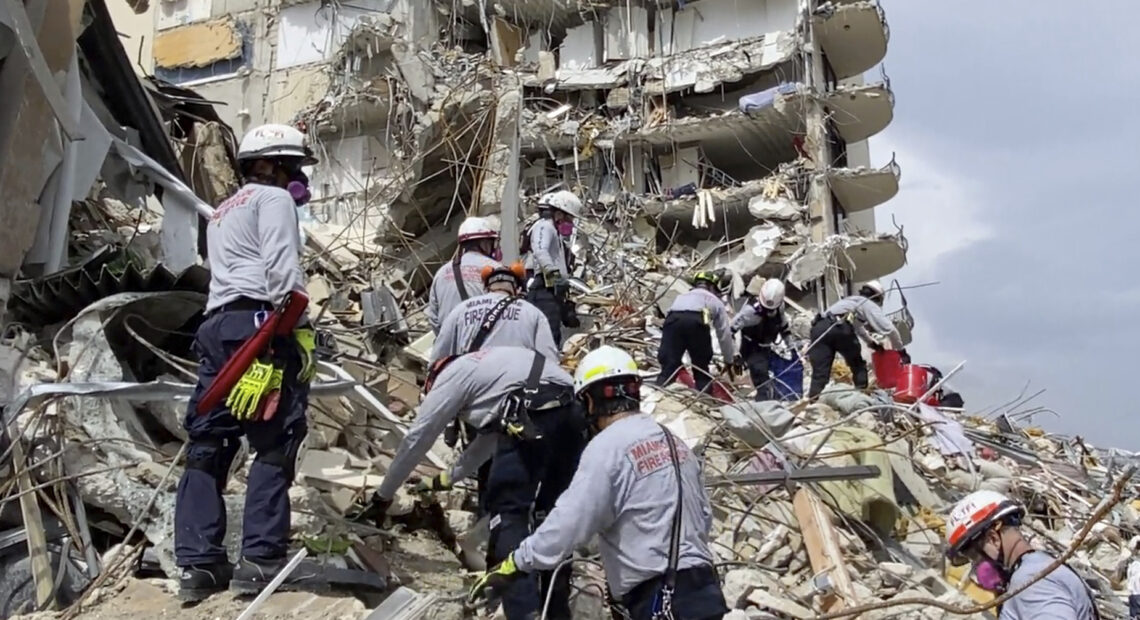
[
  {"xmin": 178, "ymin": 562, "xmax": 232, "ymax": 603},
  {"xmin": 230, "ymin": 556, "xmax": 327, "ymax": 595}
]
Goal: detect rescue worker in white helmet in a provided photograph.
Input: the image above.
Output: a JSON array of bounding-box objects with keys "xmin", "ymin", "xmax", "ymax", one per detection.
[
  {"xmin": 468, "ymin": 345, "xmax": 729, "ymax": 620},
  {"xmin": 426, "ymin": 217, "xmax": 504, "ymax": 334},
  {"xmin": 524, "ymin": 190, "xmax": 582, "ymax": 345},
  {"xmin": 730, "ymin": 279, "xmax": 795, "ymax": 400},
  {"xmin": 175, "ymin": 124, "xmax": 320, "ymax": 600},
  {"xmin": 806, "ymin": 279, "xmax": 903, "ymax": 398},
  {"xmin": 946, "ymin": 490, "xmax": 1099, "ymax": 618},
  {"xmin": 657, "ymin": 269, "xmax": 736, "ymax": 393},
  {"xmin": 353, "ymin": 346, "xmax": 588, "ymax": 619}
]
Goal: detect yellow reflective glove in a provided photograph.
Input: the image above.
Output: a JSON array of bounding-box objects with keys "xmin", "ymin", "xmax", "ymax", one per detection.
[
  {"xmin": 542, "ymin": 270, "xmax": 561, "ymax": 289},
  {"xmin": 412, "ymin": 471, "xmax": 452, "ymax": 495},
  {"xmin": 294, "ymin": 328, "xmax": 317, "ymax": 383},
  {"xmin": 468, "ymin": 553, "xmax": 521, "ymax": 604},
  {"xmin": 226, "ymin": 360, "xmax": 283, "ymax": 420}
]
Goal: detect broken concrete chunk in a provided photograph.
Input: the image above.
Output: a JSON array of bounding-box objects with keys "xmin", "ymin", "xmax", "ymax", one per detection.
[{"xmin": 719, "ymin": 400, "xmax": 795, "ymax": 448}]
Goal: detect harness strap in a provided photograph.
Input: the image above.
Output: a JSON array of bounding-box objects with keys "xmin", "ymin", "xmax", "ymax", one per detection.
[
  {"xmin": 655, "ymin": 424, "xmax": 684, "ymax": 620},
  {"xmin": 452, "ymin": 259, "xmax": 470, "ymax": 302},
  {"xmin": 466, "ymin": 295, "xmax": 517, "ymax": 354}
]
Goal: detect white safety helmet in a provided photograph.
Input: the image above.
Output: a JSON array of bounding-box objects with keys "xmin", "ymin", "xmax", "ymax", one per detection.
[
  {"xmin": 859, "ymin": 279, "xmax": 885, "ymax": 299},
  {"xmin": 237, "ymin": 123, "xmax": 318, "ymax": 165},
  {"xmin": 573, "ymin": 345, "xmax": 640, "ymax": 396},
  {"xmin": 945, "ymin": 490, "xmax": 1025, "ymax": 565},
  {"xmin": 538, "ymin": 190, "xmax": 583, "ymax": 219},
  {"xmin": 758, "ymin": 279, "xmax": 786, "ymax": 310},
  {"xmin": 457, "ymin": 217, "xmax": 499, "ymax": 243}
]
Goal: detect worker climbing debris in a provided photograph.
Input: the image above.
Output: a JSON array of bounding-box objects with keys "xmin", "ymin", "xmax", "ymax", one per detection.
[
  {"xmin": 806, "ymin": 279, "xmax": 905, "ymax": 398},
  {"xmin": 426, "ymin": 217, "xmax": 505, "ymax": 334},
  {"xmin": 524, "ymin": 190, "xmax": 582, "ymax": 345},
  {"xmin": 730, "ymin": 278, "xmax": 798, "ymax": 401},
  {"xmin": 174, "ymin": 124, "xmax": 321, "ymax": 601},
  {"xmin": 431, "ymin": 262, "xmax": 558, "ymax": 362},
  {"xmin": 469, "ymin": 345, "xmax": 729, "ymax": 620},
  {"xmin": 354, "ymin": 347, "xmax": 587, "ymax": 619},
  {"xmin": 657, "ymin": 269, "xmax": 736, "ymax": 394},
  {"xmin": 946, "ymin": 490, "xmax": 1099, "ymax": 618}
]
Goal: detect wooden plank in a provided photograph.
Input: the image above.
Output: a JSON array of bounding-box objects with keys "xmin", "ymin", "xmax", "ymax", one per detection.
[
  {"xmin": 792, "ymin": 487, "xmax": 855, "ymax": 612},
  {"xmin": 153, "ymin": 19, "xmax": 242, "ymax": 69},
  {"xmin": 11, "ymin": 439, "xmax": 55, "ymax": 610}
]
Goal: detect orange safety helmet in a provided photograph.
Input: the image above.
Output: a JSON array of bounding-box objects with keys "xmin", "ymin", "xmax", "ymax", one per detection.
[{"xmin": 481, "ymin": 262, "xmax": 526, "ymax": 289}]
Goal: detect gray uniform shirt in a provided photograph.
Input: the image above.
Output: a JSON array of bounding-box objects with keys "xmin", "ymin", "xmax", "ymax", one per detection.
[
  {"xmin": 525, "ymin": 219, "xmax": 568, "ymax": 277},
  {"xmin": 824, "ymin": 295, "xmax": 903, "ymax": 349},
  {"xmin": 1001, "ymin": 552, "xmax": 1098, "ymax": 620},
  {"xmin": 206, "ymin": 183, "xmax": 305, "ymax": 311},
  {"xmin": 426, "ymin": 252, "xmax": 503, "ymax": 334},
  {"xmin": 431, "ymin": 292, "xmax": 559, "ymax": 362},
  {"xmin": 668, "ymin": 288, "xmax": 736, "ymax": 359},
  {"xmin": 514, "ymin": 413, "xmax": 715, "ymax": 598},
  {"xmin": 376, "ymin": 347, "xmax": 573, "ymax": 500}
]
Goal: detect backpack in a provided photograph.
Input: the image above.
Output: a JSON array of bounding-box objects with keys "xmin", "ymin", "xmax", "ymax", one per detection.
[{"xmin": 519, "ymin": 220, "xmax": 535, "ymax": 256}]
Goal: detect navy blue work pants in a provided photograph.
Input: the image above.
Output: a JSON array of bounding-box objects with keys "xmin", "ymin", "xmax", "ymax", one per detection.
[
  {"xmin": 620, "ymin": 565, "xmax": 728, "ymax": 620},
  {"xmin": 484, "ymin": 389, "xmax": 586, "ymax": 620},
  {"xmin": 174, "ymin": 308, "xmax": 309, "ymax": 567},
  {"xmin": 526, "ymin": 286, "xmax": 563, "ymax": 346},
  {"xmin": 657, "ymin": 311, "xmax": 714, "ymax": 392}
]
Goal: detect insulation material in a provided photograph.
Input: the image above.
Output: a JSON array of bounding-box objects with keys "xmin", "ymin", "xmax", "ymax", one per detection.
[{"xmin": 152, "ymin": 19, "xmax": 242, "ymax": 69}]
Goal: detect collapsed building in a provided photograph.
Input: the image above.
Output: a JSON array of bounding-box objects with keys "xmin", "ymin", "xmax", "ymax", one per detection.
[{"xmin": 0, "ymin": 0, "xmax": 1137, "ymax": 619}]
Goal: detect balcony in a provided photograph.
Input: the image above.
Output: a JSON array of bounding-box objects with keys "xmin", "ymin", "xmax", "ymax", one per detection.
[
  {"xmin": 827, "ymin": 153, "xmax": 901, "ymax": 213},
  {"xmin": 814, "ymin": 1, "xmax": 889, "ymax": 80},
  {"xmin": 822, "ymin": 80, "xmax": 894, "ymax": 143},
  {"xmin": 841, "ymin": 232, "xmax": 907, "ymax": 280}
]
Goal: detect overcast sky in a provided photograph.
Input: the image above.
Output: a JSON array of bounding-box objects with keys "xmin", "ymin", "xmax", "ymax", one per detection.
[{"xmin": 868, "ymin": 1, "xmax": 1138, "ymax": 448}]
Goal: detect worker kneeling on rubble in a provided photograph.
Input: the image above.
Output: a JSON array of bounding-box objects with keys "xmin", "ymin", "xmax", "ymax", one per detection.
[
  {"xmin": 357, "ymin": 346, "xmax": 587, "ymax": 619},
  {"xmin": 426, "ymin": 217, "xmax": 504, "ymax": 334},
  {"xmin": 658, "ymin": 269, "xmax": 736, "ymax": 393},
  {"xmin": 174, "ymin": 124, "xmax": 320, "ymax": 601},
  {"xmin": 946, "ymin": 490, "xmax": 1099, "ymax": 618},
  {"xmin": 806, "ymin": 280, "xmax": 903, "ymax": 398},
  {"xmin": 431, "ymin": 262, "xmax": 558, "ymax": 362},
  {"xmin": 731, "ymin": 278, "xmax": 796, "ymax": 400},
  {"xmin": 469, "ymin": 345, "xmax": 729, "ymax": 620},
  {"xmin": 524, "ymin": 190, "xmax": 582, "ymax": 345}
]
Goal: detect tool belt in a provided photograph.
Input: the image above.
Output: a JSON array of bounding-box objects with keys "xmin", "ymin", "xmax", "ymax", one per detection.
[{"xmin": 495, "ymin": 353, "xmax": 572, "ymax": 441}]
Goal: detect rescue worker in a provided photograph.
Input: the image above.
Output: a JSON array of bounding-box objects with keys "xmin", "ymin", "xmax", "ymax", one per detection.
[
  {"xmin": 431, "ymin": 262, "xmax": 558, "ymax": 362},
  {"xmin": 806, "ymin": 279, "xmax": 903, "ymax": 398},
  {"xmin": 426, "ymin": 217, "xmax": 504, "ymax": 334},
  {"xmin": 730, "ymin": 279, "xmax": 794, "ymax": 400},
  {"xmin": 946, "ymin": 490, "xmax": 1099, "ymax": 619},
  {"xmin": 175, "ymin": 124, "xmax": 319, "ymax": 601},
  {"xmin": 657, "ymin": 269, "xmax": 736, "ymax": 393},
  {"xmin": 525, "ymin": 190, "xmax": 582, "ymax": 345},
  {"xmin": 356, "ymin": 347, "xmax": 587, "ymax": 619},
  {"xmin": 469, "ymin": 345, "xmax": 729, "ymax": 620}
]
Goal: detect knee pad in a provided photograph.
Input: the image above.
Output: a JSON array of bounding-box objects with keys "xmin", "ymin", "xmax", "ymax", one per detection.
[
  {"xmin": 253, "ymin": 430, "xmax": 305, "ymax": 481},
  {"xmin": 185, "ymin": 438, "xmax": 240, "ymax": 480}
]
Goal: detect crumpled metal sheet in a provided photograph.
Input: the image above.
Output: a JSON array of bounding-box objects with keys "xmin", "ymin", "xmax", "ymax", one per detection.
[{"xmin": 9, "ymin": 246, "xmax": 210, "ymax": 326}]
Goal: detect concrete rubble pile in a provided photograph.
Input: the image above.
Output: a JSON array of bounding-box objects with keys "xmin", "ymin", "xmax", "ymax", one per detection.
[{"xmin": 1, "ymin": 192, "xmax": 1137, "ymax": 619}]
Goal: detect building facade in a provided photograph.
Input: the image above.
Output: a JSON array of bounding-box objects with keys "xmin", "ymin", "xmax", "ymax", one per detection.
[{"xmin": 128, "ymin": 0, "xmax": 906, "ymax": 319}]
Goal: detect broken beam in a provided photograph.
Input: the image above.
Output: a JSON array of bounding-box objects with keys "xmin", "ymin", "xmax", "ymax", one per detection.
[{"xmin": 705, "ymin": 464, "xmax": 881, "ymax": 488}]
